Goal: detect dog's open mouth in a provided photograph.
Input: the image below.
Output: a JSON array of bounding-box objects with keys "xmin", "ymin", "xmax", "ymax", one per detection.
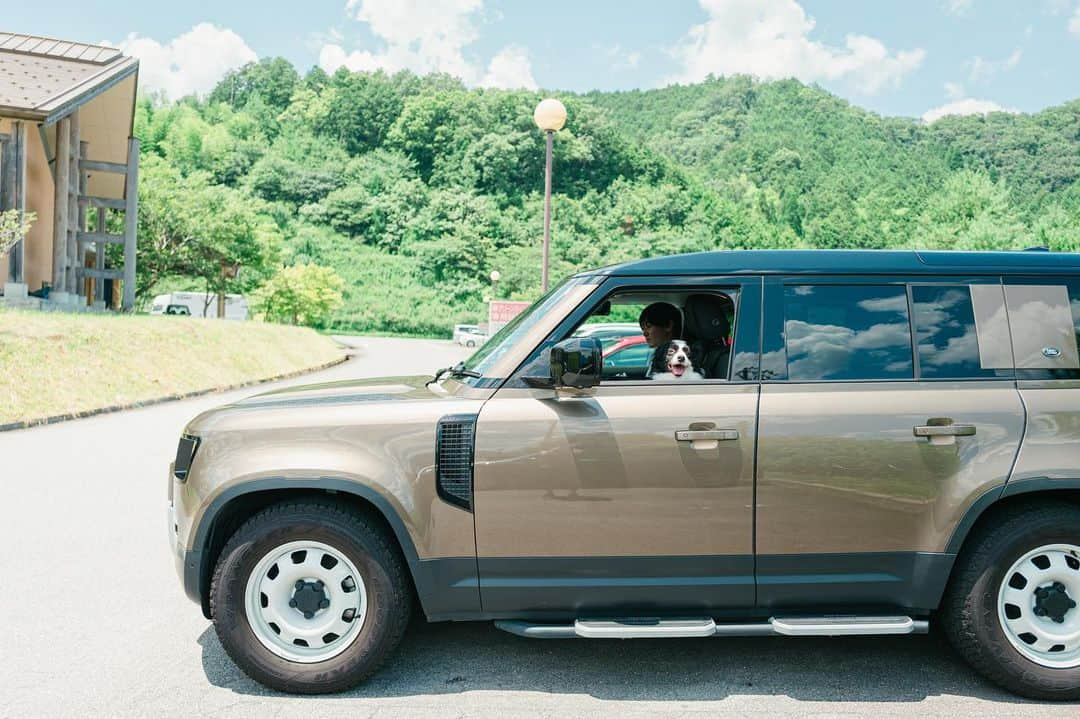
[{"xmin": 669, "ymin": 362, "xmax": 687, "ymax": 377}]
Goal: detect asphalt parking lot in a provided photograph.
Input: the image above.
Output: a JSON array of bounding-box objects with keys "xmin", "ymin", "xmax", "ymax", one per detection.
[{"xmin": 0, "ymin": 337, "xmax": 1071, "ymax": 718}]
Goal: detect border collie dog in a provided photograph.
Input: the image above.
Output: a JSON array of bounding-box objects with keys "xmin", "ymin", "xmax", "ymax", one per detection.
[{"xmin": 651, "ymin": 340, "xmax": 704, "ymax": 380}]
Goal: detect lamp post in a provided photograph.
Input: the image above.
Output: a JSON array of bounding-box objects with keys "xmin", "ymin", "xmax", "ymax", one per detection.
[
  {"xmin": 533, "ymin": 98, "xmax": 566, "ymax": 293},
  {"xmin": 489, "ymin": 269, "xmax": 501, "ymax": 299}
]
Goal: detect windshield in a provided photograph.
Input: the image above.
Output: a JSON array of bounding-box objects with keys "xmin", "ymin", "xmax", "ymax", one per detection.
[{"xmin": 461, "ymin": 277, "xmax": 592, "ymax": 378}]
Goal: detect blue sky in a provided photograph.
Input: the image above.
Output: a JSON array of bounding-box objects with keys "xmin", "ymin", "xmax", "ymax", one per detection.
[{"xmin": 5, "ymin": 0, "xmax": 1079, "ymax": 121}]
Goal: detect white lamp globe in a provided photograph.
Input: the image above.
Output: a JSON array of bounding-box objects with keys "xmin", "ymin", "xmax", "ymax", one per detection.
[
  {"xmin": 490, "ymin": 270, "xmax": 502, "ymax": 283},
  {"xmin": 533, "ymin": 98, "xmax": 567, "ymax": 132}
]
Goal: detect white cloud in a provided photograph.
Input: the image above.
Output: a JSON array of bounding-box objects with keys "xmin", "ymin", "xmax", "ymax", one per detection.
[
  {"xmin": 117, "ymin": 23, "xmax": 257, "ymax": 100},
  {"xmin": 922, "ymin": 97, "xmax": 1020, "ymax": 123},
  {"xmin": 601, "ymin": 43, "xmax": 642, "ymax": 71},
  {"xmin": 668, "ymin": 0, "xmax": 925, "ymax": 95},
  {"xmin": 944, "ymin": 81, "xmax": 965, "ymax": 100},
  {"xmin": 479, "ymin": 45, "xmax": 537, "ymax": 90},
  {"xmin": 968, "ymin": 56, "xmax": 991, "ymax": 83},
  {"xmin": 319, "ymin": 0, "xmax": 536, "ymax": 89},
  {"xmin": 1070, "ymin": 4, "xmax": 1080, "ymax": 34},
  {"xmin": 968, "ymin": 48, "xmax": 1023, "ymax": 83},
  {"xmin": 944, "ymin": 0, "xmax": 974, "ymax": 16}
]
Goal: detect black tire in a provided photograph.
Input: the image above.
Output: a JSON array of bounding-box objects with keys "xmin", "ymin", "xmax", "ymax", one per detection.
[
  {"xmin": 210, "ymin": 500, "xmax": 412, "ymax": 694},
  {"xmin": 942, "ymin": 502, "xmax": 1080, "ymax": 700}
]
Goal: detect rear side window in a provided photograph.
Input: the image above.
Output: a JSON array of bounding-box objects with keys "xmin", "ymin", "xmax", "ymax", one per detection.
[
  {"xmin": 782, "ymin": 285, "xmax": 913, "ymax": 381},
  {"xmin": 1007, "ymin": 279, "xmax": 1080, "ymax": 380},
  {"xmin": 911, "ymin": 285, "xmax": 1010, "ymax": 379}
]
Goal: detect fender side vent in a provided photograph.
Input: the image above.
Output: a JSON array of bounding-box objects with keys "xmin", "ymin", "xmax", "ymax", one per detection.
[{"xmin": 436, "ymin": 414, "xmax": 476, "ymax": 511}]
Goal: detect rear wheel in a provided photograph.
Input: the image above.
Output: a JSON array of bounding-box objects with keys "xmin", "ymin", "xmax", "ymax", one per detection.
[
  {"xmin": 210, "ymin": 501, "xmax": 411, "ymax": 694},
  {"xmin": 943, "ymin": 503, "xmax": 1080, "ymax": 700}
]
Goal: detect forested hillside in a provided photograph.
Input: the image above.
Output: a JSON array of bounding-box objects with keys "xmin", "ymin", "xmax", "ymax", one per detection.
[{"xmin": 133, "ymin": 59, "xmax": 1080, "ymax": 334}]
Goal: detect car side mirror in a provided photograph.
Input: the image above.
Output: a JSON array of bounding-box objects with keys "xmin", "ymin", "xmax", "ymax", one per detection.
[{"xmin": 523, "ymin": 337, "xmax": 603, "ymax": 390}]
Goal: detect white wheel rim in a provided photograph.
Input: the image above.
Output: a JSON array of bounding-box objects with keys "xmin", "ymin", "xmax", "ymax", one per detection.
[
  {"xmin": 996, "ymin": 543, "xmax": 1080, "ymax": 669},
  {"xmin": 244, "ymin": 540, "xmax": 368, "ymax": 663}
]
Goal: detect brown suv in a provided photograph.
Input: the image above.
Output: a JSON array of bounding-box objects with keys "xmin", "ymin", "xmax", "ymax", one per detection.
[{"xmin": 168, "ymin": 249, "xmax": 1080, "ymax": 698}]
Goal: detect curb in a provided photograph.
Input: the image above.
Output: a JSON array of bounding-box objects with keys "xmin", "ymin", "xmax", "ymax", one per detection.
[{"xmin": 0, "ymin": 355, "xmax": 350, "ymax": 433}]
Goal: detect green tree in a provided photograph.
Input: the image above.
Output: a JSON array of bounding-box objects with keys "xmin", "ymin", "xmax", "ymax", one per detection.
[
  {"xmin": 210, "ymin": 57, "xmax": 300, "ymax": 112},
  {"xmin": 135, "ymin": 156, "xmax": 278, "ymax": 304},
  {"xmin": 255, "ymin": 264, "xmax": 345, "ymax": 327}
]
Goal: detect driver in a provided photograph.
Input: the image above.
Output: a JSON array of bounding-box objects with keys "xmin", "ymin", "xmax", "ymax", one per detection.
[{"xmin": 638, "ymin": 302, "xmax": 682, "ymax": 378}]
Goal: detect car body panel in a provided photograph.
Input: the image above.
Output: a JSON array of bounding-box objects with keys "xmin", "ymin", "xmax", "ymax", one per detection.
[
  {"xmin": 756, "ymin": 381, "xmax": 1025, "ymax": 557},
  {"xmin": 472, "ymin": 382, "xmax": 759, "ymax": 613}
]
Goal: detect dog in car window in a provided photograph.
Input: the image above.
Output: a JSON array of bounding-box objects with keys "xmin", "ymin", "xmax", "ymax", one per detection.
[{"xmin": 650, "ymin": 340, "xmax": 704, "ymax": 381}]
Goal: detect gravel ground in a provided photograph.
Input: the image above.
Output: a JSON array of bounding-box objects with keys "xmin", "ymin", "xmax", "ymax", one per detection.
[{"xmin": 1, "ymin": 337, "xmax": 1072, "ymax": 718}]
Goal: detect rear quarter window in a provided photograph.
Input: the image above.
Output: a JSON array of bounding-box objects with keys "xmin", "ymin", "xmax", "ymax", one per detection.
[{"xmin": 1007, "ymin": 279, "xmax": 1080, "ymax": 380}]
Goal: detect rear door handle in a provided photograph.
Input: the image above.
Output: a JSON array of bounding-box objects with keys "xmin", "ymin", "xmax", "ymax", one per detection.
[
  {"xmin": 675, "ymin": 429, "xmax": 739, "ymax": 441},
  {"xmin": 913, "ymin": 424, "xmax": 976, "ymax": 437}
]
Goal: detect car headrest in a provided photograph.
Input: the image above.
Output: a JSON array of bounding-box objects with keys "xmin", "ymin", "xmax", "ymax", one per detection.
[{"xmin": 684, "ymin": 294, "xmax": 731, "ymax": 344}]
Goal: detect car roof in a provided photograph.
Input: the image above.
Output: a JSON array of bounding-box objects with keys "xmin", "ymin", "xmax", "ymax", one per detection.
[{"xmin": 582, "ymin": 249, "xmax": 1080, "ymax": 277}]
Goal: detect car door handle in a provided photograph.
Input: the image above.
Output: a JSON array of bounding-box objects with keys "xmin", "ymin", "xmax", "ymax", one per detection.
[
  {"xmin": 913, "ymin": 423, "xmax": 976, "ymax": 437},
  {"xmin": 675, "ymin": 429, "xmax": 740, "ymax": 441}
]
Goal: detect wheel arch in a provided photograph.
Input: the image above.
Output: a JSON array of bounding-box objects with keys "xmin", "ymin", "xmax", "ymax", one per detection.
[
  {"xmin": 945, "ymin": 479, "xmax": 1080, "ymax": 560},
  {"xmin": 189, "ymin": 478, "xmax": 423, "ymax": 620}
]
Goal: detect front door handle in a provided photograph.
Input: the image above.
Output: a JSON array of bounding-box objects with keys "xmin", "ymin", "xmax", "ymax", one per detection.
[{"xmin": 675, "ymin": 429, "xmax": 739, "ymax": 442}]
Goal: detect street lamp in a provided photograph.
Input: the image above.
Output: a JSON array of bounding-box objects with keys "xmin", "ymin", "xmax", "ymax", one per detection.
[
  {"xmin": 489, "ymin": 269, "xmax": 501, "ymax": 299},
  {"xmin": 533, "ymin": 98, "xmax": 566, "ymax": 293}
]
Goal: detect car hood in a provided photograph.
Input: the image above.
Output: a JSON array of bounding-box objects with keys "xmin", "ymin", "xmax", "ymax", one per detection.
[
  {"xmin": 183, "ymin": 375, "xmax": 486, "ymax": 435},
  {"xmin": 228, "ymin": 375, "xmax": 444, "ymax": 409}
]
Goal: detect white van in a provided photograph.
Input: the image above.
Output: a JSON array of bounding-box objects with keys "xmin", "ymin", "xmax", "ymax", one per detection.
[{"xmin": 149, "ymin": 292, "xmax": 249, "ymax": 321}]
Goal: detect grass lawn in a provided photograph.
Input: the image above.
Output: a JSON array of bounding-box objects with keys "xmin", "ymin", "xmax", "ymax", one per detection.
[{"xmin": 0, "ymin": 309, "xmax": 344, "ymax": 426}]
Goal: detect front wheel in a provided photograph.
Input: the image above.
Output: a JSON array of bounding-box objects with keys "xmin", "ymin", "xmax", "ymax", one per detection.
[
  {"xmin": 942, "ymin": 503, "xmax": 1080, "ymax": 700},
  {"xmin": 210, "ymin": 501, "xmax": 412, "ymax": 693}
]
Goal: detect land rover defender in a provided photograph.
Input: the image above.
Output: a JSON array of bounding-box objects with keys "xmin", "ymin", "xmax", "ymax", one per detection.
[{"xmin": 168, "ymin": 249, "xmax": 1080, "ymax": 698}]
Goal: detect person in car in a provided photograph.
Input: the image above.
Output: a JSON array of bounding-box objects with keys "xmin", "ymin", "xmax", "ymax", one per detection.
[{"xmin": 638, "ymin": 302, "xmax": 683, "ymax": 377}]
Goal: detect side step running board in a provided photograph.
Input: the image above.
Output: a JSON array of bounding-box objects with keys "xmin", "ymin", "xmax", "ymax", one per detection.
[
  {"xmin": 495, "ymin": 615, "xmax": 928, "ymax": 639},
  {"xmin": 770, "ymin": 616, "xmax": 918, "ymax": 636}
]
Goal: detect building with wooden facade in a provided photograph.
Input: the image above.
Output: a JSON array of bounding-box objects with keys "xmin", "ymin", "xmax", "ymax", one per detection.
[{"xmin": 0, "ymin": 32, "xmax": 139, "ymax": 311}]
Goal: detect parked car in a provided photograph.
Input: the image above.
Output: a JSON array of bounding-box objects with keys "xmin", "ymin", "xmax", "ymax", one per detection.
[
  {"xmin": 455, "ymin": 328, "xmax": 488, "ymax": 348},
  {"xmin": 150, "ymin": 292, "xmax": 248, "ymax": 320},
  {"xmin": 169, "ymin": 249, "xmax": 1080, "ymax": 698},
  {"xmin": 572, "ymin": 322, "xmax": 642, "ymax": 349},
  {"xmin": 452, "ymin": 324, "xmax": 479, "ymax": 344},
  {"xmin": 601, "ymin": 334, "xmax": 650, "ymax": 379}
]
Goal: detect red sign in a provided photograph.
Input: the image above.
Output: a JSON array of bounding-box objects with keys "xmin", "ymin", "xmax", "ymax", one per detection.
[{"xmin": 488, "ymin": 300, "xmax": 531, "ymax": 334}]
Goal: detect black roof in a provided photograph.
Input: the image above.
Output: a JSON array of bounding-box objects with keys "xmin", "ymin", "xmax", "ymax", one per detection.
[{"xmin": 591, "ymin": 249, "xmax": 1080, "ymax": 277}]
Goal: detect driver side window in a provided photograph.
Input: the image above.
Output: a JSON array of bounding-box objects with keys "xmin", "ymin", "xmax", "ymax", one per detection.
[{"xmin": 570, "ymin": 289, "xmax": 738, "ymax": 382}]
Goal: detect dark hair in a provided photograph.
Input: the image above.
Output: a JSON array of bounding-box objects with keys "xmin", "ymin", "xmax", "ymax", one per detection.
[{"xmin": 639, "ymin": 302, "xmax": 682, "ymax": 337}]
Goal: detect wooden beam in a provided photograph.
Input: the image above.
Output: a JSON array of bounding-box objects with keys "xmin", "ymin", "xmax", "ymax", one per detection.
[
  {"xmin": 78, "ymin": 195, "xmax": 126, "ymax": 210},
  {"xmin": 65, "ymin": 111, "xmax": 79, "ymax": 294},
  {"xmin": 12, "ymin": 122, "xmax": 27, "ymax": 283},
  {"xmin": 77, "ymin": 231, "xmax": 124, "ymax": 245},
  {"xmin": 0, "ymin": 132, "xmax": 16, "ymax": 281},
  {"xmin": 76, "ymin": 267, "xmax": 123, "ymax": 280},
  {"xmin": 122, "ymin": 137, "xmax": 139, "ymax": 312},
  {"xmin": 94, "ymin": 209, "xmax": 106, "ymax": 304},
  {"xmin": 77, "ymin": 140, "xmax": 88, "ymax": 302},
  {"xmin": 81, "ymin": 159, "xmax": 128, "ymax": 174},
  {"xmin": 51, "ymin": 117, "xmax": 70, "ymax": 291},
  {"xmin": 0, "ymin": 137, "xmax": 12, "ymax": 212}
]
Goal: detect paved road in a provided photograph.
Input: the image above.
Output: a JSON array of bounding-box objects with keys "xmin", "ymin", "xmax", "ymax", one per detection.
[{"xmin": 0, "ymin": 337, "xmax": 1069, "ymax": 718}]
